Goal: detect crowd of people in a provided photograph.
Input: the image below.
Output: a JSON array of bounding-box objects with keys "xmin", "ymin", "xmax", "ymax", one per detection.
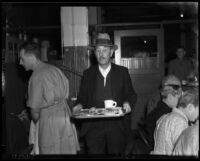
[{"xmin": 14, "ymin": 32, "xmax": 198, "ymax": 157}]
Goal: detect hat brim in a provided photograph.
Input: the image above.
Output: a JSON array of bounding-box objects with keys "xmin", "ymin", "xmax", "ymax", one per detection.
[{"xmin": 88, "ymin": 44, "xmax": 118, "ymax": 51}]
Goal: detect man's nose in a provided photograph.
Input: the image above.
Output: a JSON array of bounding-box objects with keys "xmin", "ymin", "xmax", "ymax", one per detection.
[{"xmin": 99, "ymin": 50, "xmax": 105, "ymax": 56}]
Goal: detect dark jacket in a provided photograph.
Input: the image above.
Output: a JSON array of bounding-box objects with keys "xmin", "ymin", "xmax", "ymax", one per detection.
[
  {"xmin": 76, "ymin": 63, "xmax": 137, "ymax": 137},
  {"xmin": 143, "ymin": 100, "xmax": 172, "ymax": 148}
]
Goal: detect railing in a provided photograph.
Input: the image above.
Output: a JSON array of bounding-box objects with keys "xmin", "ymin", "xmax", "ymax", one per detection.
[
  {"xmin": 59, "ymin": 64, "xmax": 83, "ymax": 77},
  {"xmin": 120, "ymin": 57, "xmax": 158, "ymax": 70}
]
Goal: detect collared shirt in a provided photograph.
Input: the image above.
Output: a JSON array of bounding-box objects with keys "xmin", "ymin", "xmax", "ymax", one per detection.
[
  {"xmin": 152, "ymin": 108, "xmax": 189, "ymax": 155},
  {"xmin": 98, "ymin": 64, "xmax": 111, "ymax": 86},
  {"xmin": 32, "ymin": 60, "xmax": 43, "ymax": 72},
  {"xmin": 172, "ymin": 121, "xmax": 199, "ymax": 156}
]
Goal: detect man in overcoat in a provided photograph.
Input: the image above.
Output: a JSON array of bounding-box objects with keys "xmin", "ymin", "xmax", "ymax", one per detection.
[{"xmin": 73, "ymin": 33, "xmax": 137, "ymax": 155}]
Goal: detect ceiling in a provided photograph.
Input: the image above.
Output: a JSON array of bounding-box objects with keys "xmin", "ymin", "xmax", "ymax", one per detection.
[
  {"xmin": 2, "ymin": 2, "xmax": 198, "ymax": 46},
  {"xmin": 2, "ymin": 2, "xmax": 198, "ymax": 27},
  {"xmin": 102, "ymin": 2, "xmax": 198, "ymax": 23},
  {"xmin": 2, "ymin": 3, "xmax": 61, "ymax": 27}
]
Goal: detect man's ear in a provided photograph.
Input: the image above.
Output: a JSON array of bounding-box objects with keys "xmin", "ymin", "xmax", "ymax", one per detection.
[
  {"xmin": 30, "ymin": 54, "xmax": 37, "ymax": 61},
  {"xmin": 110, "ymin": 49, "xmax": 114, "ymax": 57},
  {"xmin": 187, "ymin": 103, "xmax": 195, "ymax": 112}
]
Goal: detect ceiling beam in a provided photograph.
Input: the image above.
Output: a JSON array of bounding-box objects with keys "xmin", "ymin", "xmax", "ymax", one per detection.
[
  {"xmin": 94, "ymin": 19, "xmax": 196, "ymax": 27},
  {"xmin": 3, "ymin": 25, "xmax": 60, "ymax": 31}
]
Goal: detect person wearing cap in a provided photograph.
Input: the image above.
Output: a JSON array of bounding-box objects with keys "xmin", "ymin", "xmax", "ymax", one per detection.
[
  {"xmin": 72, "ymin": 33, "xmax": 137, "ymax": 155},
  {"xmin": 125, "ymin": 75, "xmax": 182, "ymax": 155},
  {"xmin": 18, "ymin": 41, "xmax": 80, "ymax": 154},
  {"xmin": 152, "ymin": 88, "xmax": 199, "ymax": 155},
  {"xmin": 168, "ymin": 46, "xmax": 194, "ymax": 83}
]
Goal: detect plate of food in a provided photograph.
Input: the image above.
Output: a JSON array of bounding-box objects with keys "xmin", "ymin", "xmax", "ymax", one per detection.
[{"xmin": 72, "ymin": 107, "xmax": 125, "ymax": 119}]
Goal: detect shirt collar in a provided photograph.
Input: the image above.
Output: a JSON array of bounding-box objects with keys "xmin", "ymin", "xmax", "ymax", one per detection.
[
  {"xmin": 33, "ymin": 61, "xmax": 43, "ymax": 72},
  {"xmin": 172, "ymin": 107, "xmax": 188, "ymax": 122},
  {"xmin": 98, "ymin": 64, "xmax": 111, "ymax": 78}
]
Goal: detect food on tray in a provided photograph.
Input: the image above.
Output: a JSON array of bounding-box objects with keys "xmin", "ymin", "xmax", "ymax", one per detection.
[
  {"xmin": 72, "ymin": 107, "xmax": 123, "ymax": 118},
  {"xmin": 72, "ymin": 109, "xmax": 89, "ymax": 116},
  {"xmin": 95, "ymin": 108, "xmax": 105, "ymax": 115},
  {"xmin": 105, "ymin": 107, "xmax": 122, "ymax": 115},
  {"xmin": 89, "ymin": 107, "xmax": 96, "ymax": 113}
]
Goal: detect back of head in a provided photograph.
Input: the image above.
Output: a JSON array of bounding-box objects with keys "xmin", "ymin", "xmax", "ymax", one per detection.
[
  {"xmin": 19, "ymin": 41, "xmax": 41, "ymax": 59},
  {"xmin": 161, "ymin": 75, "xmax": 181, "ymax": 99},
  {"xmin": 177, "ymin": 88, "xmax": 199, "ymax": 109},
  {"xmin": 162, "ymin": 75, "xmax": 181, "ymax": 86}
]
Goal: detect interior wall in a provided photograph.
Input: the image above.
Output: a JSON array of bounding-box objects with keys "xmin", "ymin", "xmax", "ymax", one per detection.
[{"xmin": 5, "ymin": 63, "xmax": 31, "ymax": 115}]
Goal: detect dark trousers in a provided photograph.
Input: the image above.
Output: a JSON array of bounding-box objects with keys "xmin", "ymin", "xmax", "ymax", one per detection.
[
  {"xmin": 85, "ymin": 120, "xmax": 126, "ymax": 155},
  {"xmin": 6, "ymin": 114, "xmax": 28, "ymax": 154}
]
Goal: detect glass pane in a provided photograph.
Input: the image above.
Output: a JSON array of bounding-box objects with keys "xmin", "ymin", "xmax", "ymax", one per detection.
[{"xmin": 121, "ymin": 36, "xmax": 158, "ymax": 58}]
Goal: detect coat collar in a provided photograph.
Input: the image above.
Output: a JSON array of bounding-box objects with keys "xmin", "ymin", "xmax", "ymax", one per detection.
[{"xmin": 91, "ymin": 63, "xmax": 118, "ymax": 101}]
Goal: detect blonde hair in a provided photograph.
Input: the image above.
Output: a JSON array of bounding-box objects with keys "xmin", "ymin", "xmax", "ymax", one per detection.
[
  {"xmin": 161, "ymin": 75, "xmax": 181, "ymax": 99},
  {"xmin": 162, "ymin": 75, "xmax": 181, "ymax": 87},
  {"xmin": 178, "ymin": 89, "xmax": 199, "ymax": 109}
]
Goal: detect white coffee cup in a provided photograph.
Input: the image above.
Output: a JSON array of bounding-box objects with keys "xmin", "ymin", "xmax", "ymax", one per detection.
[{"xmin": 104, "ymin": 100, "xmax": 117, "ymax": 108}]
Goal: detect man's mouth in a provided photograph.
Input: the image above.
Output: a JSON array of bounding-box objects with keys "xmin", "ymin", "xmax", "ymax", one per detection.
[{"xmin": 100, "ymin": 57, "xmax": 106, "ymax": 60}]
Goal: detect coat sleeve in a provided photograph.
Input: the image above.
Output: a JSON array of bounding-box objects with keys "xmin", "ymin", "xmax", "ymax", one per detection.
[{"xmin": 123, "ymin": 68, "xmax": 137, "ymax": 110}]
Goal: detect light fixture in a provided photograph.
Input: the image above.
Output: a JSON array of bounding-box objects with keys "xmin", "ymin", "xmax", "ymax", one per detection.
[{"xmin": 180, "ymin": 13, "xmax": 184, "ymax": 18}]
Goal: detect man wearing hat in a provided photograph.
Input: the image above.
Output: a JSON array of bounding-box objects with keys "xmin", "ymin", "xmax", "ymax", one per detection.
[{"xmin": 73, "ymin": 33, "xmax": 137, "ymax": 155}]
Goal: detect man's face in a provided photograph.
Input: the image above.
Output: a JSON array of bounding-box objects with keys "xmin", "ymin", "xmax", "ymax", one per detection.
[
  {"xmin": 19, "ymin": 49, "xmax": 33, "ymax": 71},
  {"xmin": 95, "ymin": 45, "xmax": 113, "ymax": 66},
  {"xmin": 168, "ymin": 92, "xmax": 180, "ymax": 108},
  {"xmin": 188, "ymin": 105, "xmax": 199, "ymax": 122},
  {"xmin": 176, "ymin": 48, "xmax": 185, "ymax": 59}
]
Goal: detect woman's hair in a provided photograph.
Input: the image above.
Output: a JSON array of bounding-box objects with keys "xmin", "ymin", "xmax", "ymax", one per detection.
[
  {"xmin": 19, "ymin": 41, "xmax": 41, "ymax": 59},
  {"xmin": 162, "ymin": 75, "xmax": 181, "ymax": 87},
  {"xmin": 161, "ymin": 86, "xmax": 179, "ymax": 99},
  {"xmin": 161, "ymin": 75, "xmax": 181, "ymax": 99},
  {"xmin": 177, "ymin": 88, "xmax": 199, "ymax": 109}
]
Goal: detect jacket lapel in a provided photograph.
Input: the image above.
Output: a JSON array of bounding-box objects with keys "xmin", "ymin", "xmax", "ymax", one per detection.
[
  {"xmin": 111, "ymin": 63, "xmax": 117, "ymax": 99},
  {"xmin": 91, "ymin": 65, "xmax": 98, "ymax": 105}
]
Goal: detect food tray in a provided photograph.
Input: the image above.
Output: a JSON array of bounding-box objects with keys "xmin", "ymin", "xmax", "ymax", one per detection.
[{"xmin": 72, "ymin": 107, "xmax": 125, "ymax": 119}]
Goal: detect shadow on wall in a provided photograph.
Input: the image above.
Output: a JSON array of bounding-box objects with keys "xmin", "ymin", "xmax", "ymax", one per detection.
[
  {"xmin": 89, "ymin": 52, "xmax": 98, "ymax": 66},
  {"xmin": 5, "ymin": 62, "xmax": 31, "ymax": 114}
]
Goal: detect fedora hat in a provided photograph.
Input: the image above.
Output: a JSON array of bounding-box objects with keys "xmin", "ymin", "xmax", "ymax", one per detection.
[{"xmin": 91, "ymin": 33, "xmax": 118, "ymax": 50}]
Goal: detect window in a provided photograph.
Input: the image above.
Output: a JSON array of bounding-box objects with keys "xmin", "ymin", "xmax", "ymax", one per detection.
[{"xmin": 114, "ymin": 29, "xmax": 164, "ymax": 73}]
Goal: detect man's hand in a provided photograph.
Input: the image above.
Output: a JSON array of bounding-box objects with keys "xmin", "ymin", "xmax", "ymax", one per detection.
[
  {"xmin": 123, "ymin": 102, "xmax": 131, "ymax": 114},
  {"xmin": 31, "ymin": 108, "xmax": 40, "ymax": 123},
  {"xmin": 17, "ymin": 109, "xmax": 30, "ymax": 121},
  {"xmin": 72, "ymin": 104, "xmax": 83, "ymax": 113}
]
